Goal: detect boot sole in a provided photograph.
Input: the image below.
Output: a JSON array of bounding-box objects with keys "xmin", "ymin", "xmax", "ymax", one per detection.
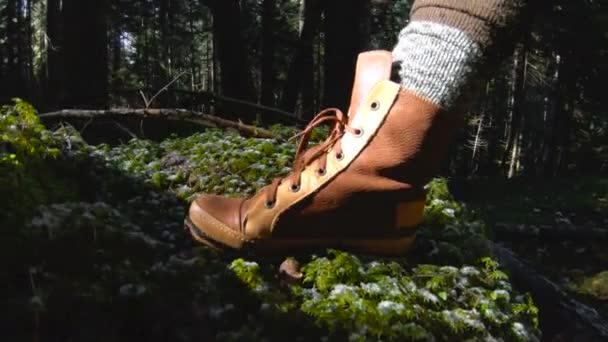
[{"xmin": 185, "ymin": 217, "xmax": 416, "ymax": 256}]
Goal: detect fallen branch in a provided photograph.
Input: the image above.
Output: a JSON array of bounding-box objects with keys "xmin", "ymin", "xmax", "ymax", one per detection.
[
  {"xmin": 116, "ymin": 87, "xmax": 306, "ymax": 124},
  {"xmin": 39, "ymin": 108, "xmax": 280, "ymax": 139},
  {"xmin": 488, "ymin": 241, "xmax": 608, "ymax": 341}
]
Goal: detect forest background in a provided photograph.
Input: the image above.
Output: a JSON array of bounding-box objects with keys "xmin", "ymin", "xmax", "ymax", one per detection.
[{"xmin": 1, "ymin": 0, "xmax": 606, "ymax": 178}]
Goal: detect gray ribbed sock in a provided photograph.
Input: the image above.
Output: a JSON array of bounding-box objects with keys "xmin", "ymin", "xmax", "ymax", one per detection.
[{"xmin": 392, "ymin": 21, "xmax": 483, "ymax": 109}]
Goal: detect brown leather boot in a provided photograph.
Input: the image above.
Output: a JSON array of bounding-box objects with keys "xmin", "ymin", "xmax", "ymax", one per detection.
[{"xmin": 186, "ymin": 50, "xmax": 461, "ymax": 255}]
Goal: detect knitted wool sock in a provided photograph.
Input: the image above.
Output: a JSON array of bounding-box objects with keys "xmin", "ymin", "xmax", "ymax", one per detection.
[{"xmin": 392, "ymin": 0, "xmax": 533, "ymax": 109}]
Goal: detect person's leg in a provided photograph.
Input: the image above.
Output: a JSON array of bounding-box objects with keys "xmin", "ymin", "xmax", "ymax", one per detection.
[
  {"xmin": 393, "ymin": 0, "xmax": 533, "ymax": 109},
  {"xmin": 186, "ymin": 1, "xmax": 536, "ymax": 255}
]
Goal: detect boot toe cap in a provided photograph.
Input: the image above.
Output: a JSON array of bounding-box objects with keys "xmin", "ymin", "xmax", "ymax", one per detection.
[{"xmin": 188, "ymin": 195, "xmax": 249, "ymax": 250}]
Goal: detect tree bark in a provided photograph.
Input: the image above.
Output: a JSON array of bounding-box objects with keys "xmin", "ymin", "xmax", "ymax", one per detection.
[
  {"xmin": 502, "ymin": 40, "xmax": 528, "ymax": 178},
  {"xmin": 43, "ymin": 0, "xmax": 63, "ymax": 110},
  {"xmin": 109, "ymin": 17, "xmax": 122, "ymax": 93},
  {"xmin": 3, "ymin": 0, "xmax": 26, "ymax": 100},
  {"xmin": 542, "ymin": 51, "xmax": 575, "ymax": 177},
  {"xmin": 61, "ymin": 0, "xmax": 109, "ymax": 108},
  {"xmin": 188, "ymin": 0, "xmax": 198, "ymax": 92},
  {"xmin": 260, "ymin": 0, "xmax": 276, "ymax": 110},
  {"xmin": 541, "ymin": 53, "xmax": 559, "ymax": 177},
  {"xmin": 322, "ymin": 0, "xmax": 370, "ymax": 111},
  {"xmin": 25, "ymin": 0, "xmax": 35, "ymax": 99},
  {"xmin": 204, "ymin": 0, "xmax": 257, "ymax": 122},
  {"xmin": 279, "ymin": 0, "xmax": 322, "ymax": 119},
  {"xmin": 159, "ymin": 0, "xmax": 169, "ymax": 78}
]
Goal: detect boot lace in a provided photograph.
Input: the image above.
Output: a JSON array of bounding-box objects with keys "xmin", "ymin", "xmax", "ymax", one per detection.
[{"xmin": 263, "ymin": 108, "xmax": 360, "ymax": 208}]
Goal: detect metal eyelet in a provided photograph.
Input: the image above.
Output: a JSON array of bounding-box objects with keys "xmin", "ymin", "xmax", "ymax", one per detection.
[
  {"xmin": 335, "ymin": 152, "xmax": 344, "ymax": 161},
  {"xmin": 353, "ymin": 128, "xmax": 364, "ymax": 137},
  {"xmin": 370, "ymin": 100, "xmax": 381, "ymax": 111},
  {"xmin": 290, "ymin": 183, "xmax": 301, "ymax": 193},
  {"xmin": 316, "ymin": 168, "xmax": 327, "ymax": 176},
  {"xmin": 265, "ymin": 200, "xmax": 275, "ymax": 209}
]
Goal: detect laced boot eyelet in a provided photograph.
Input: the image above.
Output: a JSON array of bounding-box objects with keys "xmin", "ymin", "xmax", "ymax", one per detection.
[
  {"xmin": 370, "ymin": 100, "xmax": 381, "ymax": 111},
  {"xmin": 264, "ymin": 200, "xmax": 276, "ymax": 209},
  {"xmin": 335, "ymin": 152, "xmax": 344, "ymax": 161},
  {"xmin": 290, "ymin": 183, "xmax": 301, "ymax": 193},
  {"xmin": 353, "ymin": 128, "xmax": 364, "ymax": 137},
  {"xmin": 316, "ymin": 168, "xmax": 327, "ymax": 176}
]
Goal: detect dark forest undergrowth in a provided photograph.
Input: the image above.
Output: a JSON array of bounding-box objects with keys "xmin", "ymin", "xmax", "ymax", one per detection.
[{"xmin": 2, "ymin": 101, "xmax": 606, "ymax": 341}]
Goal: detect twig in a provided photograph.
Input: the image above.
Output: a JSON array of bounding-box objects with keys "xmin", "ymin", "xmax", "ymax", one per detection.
[
  {"xmin": 113, "ymin": 121, "xmax": 138, "ymax": 139},
  {"xmin": 79, "ymin": 117, "xmax": 94, "ymax": 134},
  {"xmin": 138, "ymin": 90, "xmax": 149, "ymax": 107},
  {"xmin": 145, "ymin": 71, "xmax": 189, "ymax": 108}
]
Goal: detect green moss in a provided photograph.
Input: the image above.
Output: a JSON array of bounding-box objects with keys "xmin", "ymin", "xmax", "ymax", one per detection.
[
  {"xmin": 226, "ymin": 250, "xmax": 540, "ymax": 341},
  {"xmin": 576, "ymin": 271, "xmax": 608, "ymax": 300},
  {"xmin": 290, "ymin": 251, "xmax": 539, "ymax": 341}
]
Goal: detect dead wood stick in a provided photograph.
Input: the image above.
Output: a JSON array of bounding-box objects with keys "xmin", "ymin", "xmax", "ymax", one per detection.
[{"xmin": 39, "ymin": 108, "xmax": 280, "ymax": 139}]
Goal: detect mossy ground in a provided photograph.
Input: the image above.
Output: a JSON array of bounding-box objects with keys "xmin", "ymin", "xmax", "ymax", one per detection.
[{"xmin": 1, "ymin": 100, "xmax": 540, "ymax": 341}]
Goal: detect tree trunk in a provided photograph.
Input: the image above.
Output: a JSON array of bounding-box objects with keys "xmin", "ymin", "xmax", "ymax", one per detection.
[
  {"xmin": 109, "ymin": 21, "xmax": 122, "ymax": 93},
  {"xmin": 3, "ymin": 0, "xmax": 26, "ymax": 100},
  {"xmin": 61, "ymin": 0, "xmax": 108, "ymax": 108},
  {"xmin": 556, "ymin": 101, "xmax": 572, "ymax": 173},
  {"xmin": 25, "ymin": 0, "xmax": 35, "ymax": 100},
  {"xmin": 322, "ymin": 0, "xmax": 370, "ymax": 111},
  {"xmin": 542, "ymin": 51, "xmax": 575, "ymax": 177},
  {"xmin": 279, "ymin": 0, "xmax": 322, "ymax": 119},
  {"xmin": 204, "ymin": 0, "xmax": 257, "ymax": 122},
  {"xmin": 188, "ymin": 0, "xmax": 198, "ymax": 92},
  {"xmin": 44, "ymin": 0, "xmax": 63, "ymax": 110},
  {"xmin": 502, "ymin": 40, "xmax": 528, "ymax": 178},
  {"xmin": 159, "ymin": 0, "xmax": 169, "ymax": 78},
  {"xmin": 260, "ymin": 0, "xmax": 276, "ymax": 111},
  {"xmin": 359, "ymin": 0, "xmax": 373, "ymax": 50}
]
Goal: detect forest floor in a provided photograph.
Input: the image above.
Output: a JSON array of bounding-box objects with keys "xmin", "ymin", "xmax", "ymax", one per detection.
[{"xmin": 2, "ymin": 101, "xmax": 607, "ymax": 341}]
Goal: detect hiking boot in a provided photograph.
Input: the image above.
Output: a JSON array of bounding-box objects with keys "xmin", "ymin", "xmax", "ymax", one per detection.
[{"xmin": 186, "ymin": 50, "xmax": 461, "ymax": 255}]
